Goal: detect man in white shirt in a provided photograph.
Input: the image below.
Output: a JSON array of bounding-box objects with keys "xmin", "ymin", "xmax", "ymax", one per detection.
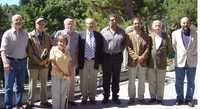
[
  {"xmin": 78, "ymin": 18, "xmax": 103, "ymax": 105},
  {"xmin": 147, "ymin": 20, "xmax": 172, "ymax": 104}
]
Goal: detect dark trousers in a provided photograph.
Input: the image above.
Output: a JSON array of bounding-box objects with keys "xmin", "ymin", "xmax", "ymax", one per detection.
[{"xmin": 102, "ymin": 53, "xmax": 123, "ymax": 99}]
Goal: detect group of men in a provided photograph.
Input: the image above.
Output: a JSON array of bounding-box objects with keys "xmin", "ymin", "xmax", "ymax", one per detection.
[{"xmin": 0, "ymin": 13, "xmax": 197, "ymax": 109}]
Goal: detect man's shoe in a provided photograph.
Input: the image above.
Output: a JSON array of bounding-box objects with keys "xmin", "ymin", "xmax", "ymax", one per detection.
[
  {"xmin": 24, "ymin": 103, "xmax": 34, "ymax": 109},
  {"xmin": 148, "ymin": 98, "xmax": 157, "ymax": 104},
  {"xmin": 185, "ymin": 100, "xmax": 194, "ymax": 107},
  {"xmin": 138, "ymin": 99, "xmax": 146, "ymax": 104},
  {"xmin": 157, "ymin": 100, "xmax": 163, "ymax": 105},
  {"xmin": 175, "ymin": 100, "xmax": 184, "ymax": 105},
  {"xmin": 40, "ymin": 102, "xmax": 52, "ymax": 107},
  {"xmin": 81, "ymin": 100, "xmax": 87, "ymax": 105},
  {"xmin": 102, "ymin": 98, "xmax": 110, "ymax": 104},
  {"xmin": 89, "ymin": 99, "xmax": 96, "ymax": 104},
  {"xmin": 69, "ymin": 101, "xmax": 77, "ymax": 106},
  {"xmin": 112, "ymin": 98, "xmax": 121, "ymax": 104},
  {"xmin": 128, "ymin": 98, "xmax": 135, "ymax": 105}
]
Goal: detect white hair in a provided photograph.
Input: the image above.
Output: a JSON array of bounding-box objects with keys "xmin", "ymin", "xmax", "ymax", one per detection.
[
  {"xmin": 12, "ymin": 14, "xmax": 22, "ymax": 22},
  {"xmin": 85, "ymin": 17, "xmax": 94, "ymax": 24}
]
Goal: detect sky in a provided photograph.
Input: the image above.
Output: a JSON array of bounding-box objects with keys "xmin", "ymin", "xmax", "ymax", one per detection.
[{"xmin": 0, "ymin": 0, "xmax": 19, "ymax": 5}]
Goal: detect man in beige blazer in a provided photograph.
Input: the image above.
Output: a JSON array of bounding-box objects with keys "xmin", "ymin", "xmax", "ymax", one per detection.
[
  {"xmin": 172, "ymin": 17, "xmax": 197, "ymax": 107},
  {"xmin": 127, "ymin": 17, "xmax": 150, "ymax": 104}
]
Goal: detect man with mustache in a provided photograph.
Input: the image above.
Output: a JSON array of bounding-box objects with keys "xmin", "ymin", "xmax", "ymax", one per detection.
[{"xmin": 172, "ymin": 17, "xmax": 197, "ymax": 107}]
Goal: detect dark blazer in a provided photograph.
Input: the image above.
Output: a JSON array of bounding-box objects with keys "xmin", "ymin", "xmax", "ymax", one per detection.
[{"xmin": 78, "ymin": 30, "xmax": 103, "ymax": 69}]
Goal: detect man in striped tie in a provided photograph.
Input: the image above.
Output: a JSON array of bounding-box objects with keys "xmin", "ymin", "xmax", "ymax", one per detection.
[{"xmin": 78, "ymin": 18, "xmax": 103, "ymax": 105}]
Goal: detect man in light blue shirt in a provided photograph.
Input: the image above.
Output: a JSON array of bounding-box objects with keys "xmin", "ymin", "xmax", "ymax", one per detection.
[{"xmin": 0, "ymin": 14, "xmax": 28, "ymax": 109}]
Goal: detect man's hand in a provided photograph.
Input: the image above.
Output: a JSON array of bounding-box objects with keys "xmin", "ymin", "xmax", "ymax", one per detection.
[
  {"xmin": 63, "ymin": 75, "xmax": 70, "ymax": 80},
  {"xmin": 137, "ymin": 56, "xmax": 145, "ymax": 64},
  {"xmin": 39, "ymin": 59, "xmax": 49, "ymax": 65},
  {"xmin": 3, "ymin": 63, "xmax": 12, "ymax": 71}
]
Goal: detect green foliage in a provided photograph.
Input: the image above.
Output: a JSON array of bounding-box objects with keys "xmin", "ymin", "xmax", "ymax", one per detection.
[
  {"xmin": 163, "ymin": 0, "xmax": 197, "ymax": 28},
  {"xmin": 17, "ymin": 0, "xmax": 87, "ymax": 34},
  {"xmin": 0, "ymin": 0, "xmax": 197, "ymax": 35}
]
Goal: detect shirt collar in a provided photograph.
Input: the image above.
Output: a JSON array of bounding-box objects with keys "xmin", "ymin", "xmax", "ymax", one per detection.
[
  {"xmin": 106, "ymin": 26, "xmax": 121, "ymax": 33},
  {"xmin": 11, "ymin": 27, "xmax": 17, "ymax": 33},
  {"xmin": 86, "ymin": 29, "xmax": 94, "ymax": 35},
  {"xmin": 11, "ymin": 27, "xmax": 23, "ymax": 33}
]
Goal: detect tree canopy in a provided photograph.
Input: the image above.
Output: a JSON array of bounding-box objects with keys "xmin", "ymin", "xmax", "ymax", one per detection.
[{"xmin": 0, "ymin": 0, "xmax": 197, "ymax": 35}]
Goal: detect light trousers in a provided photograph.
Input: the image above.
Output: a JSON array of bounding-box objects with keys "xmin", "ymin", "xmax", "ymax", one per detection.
[
  {"xmin": 128, "ymin": 64, "xmax": 147, "ymax": 99},
  {"xmin": 69, "ymin": 67, "xmax": 75, "ymax": 101},
  {"xmin": 148, "ymin": 68, "xmax": 166, "ymax": 100},
  {"xmin": 80, "ymin": 60, "xmax": 98, "ymax": 100},
  {"xmin": 28, "ymin": 68, "xmax": 48, "ymax": 104},
  {"xmin": 52, "ymin": 75, "xmax": 69, "ymax": 109}
]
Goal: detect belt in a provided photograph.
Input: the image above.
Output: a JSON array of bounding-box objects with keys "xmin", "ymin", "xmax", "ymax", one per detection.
[
  {"xmin": 7, "ymin": 56, "xmax": 27, "ymax": 61},
  {"xmin": 104, "ymin": 52, "xmax": 122, "ymax": 56},
  {"xmin": 84, "ymin": 57, "xmax": 95, "ymax": 60}
]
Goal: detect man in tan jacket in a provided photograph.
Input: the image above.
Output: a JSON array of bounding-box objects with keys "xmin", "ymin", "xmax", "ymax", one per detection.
[
  {"xmin": 127, "ymin": 16, "xmax": 150, "ymax": 104},
  {"xmin": 26, "ymin": 18, "xmax": 51, "ymax": 108}
]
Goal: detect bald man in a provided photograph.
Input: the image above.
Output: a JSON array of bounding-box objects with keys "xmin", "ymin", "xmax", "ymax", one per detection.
[
  {"xmin": 54, "ymin": 18, "xmax": 79, "ymax": 105},
  {"xmin": 172, "ymin": 17, "xmax": 197, "ymax": 107},
  {"xmin": 78, "ymin": 18, "xmax": 103, "ymax": 104},
  {"xmin": 147, "ymin": 20, "xmax": 172, "ymax": 104},
  {"xmin": 0, "ymin": 14, "xmax": 28, "ymax": 109}
]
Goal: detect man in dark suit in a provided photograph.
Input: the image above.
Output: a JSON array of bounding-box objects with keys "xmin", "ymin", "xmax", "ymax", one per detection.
[{"xmin": 78, "ymin": 18, "xmax": 103, "ymax": 105}]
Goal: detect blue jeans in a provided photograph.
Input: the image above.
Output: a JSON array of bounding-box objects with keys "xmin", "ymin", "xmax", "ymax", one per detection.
[
  {"xmin": 4, "ymin": 58, "xmax": 27, "ymax": 109},
  {"xmin": 175, "ymin": 67, "xmax": 196, "ymax": 101}
]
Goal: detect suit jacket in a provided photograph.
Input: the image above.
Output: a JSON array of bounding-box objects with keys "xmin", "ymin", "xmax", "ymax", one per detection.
[
  {"xmin": 172, "ymin": 28, "xmax": 197, "ymax": 67},
  {"xmin": 27, "ymin": 30, "xmax": 51, "ymax": 69},
  {"xmin": 78, "ymin": 30, "xmax": 103, "ymax": 69},
  {"xmin": 127, "ymin": 31, "xmax": 150, "ymax": 67},
  {"xmin": 148, "ymin": 31, "xmax": 173, "ymax": 69}
]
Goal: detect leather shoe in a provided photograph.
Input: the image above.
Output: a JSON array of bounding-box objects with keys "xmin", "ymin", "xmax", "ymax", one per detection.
[
  {"xmin": 148, "ymin": 98, "xmax": 157, "ymax": 104},
  {"xmin": 185, "ymin": 100, "xmax": 194, "ymax": 107},
  {"xmin": 81, "ymin": 100, "xmax": 87, "ymax": 105},
  {"xmin": 102, "ymin": 98, "xmax": 110, "ymax": 104},
  {"xmin": 69, "ymin": 101, "xmax": 77, "ymax": 106},
  {"xmin": 128, "ymin": 98, "xmax": 135, "ymax": 105},
  {"xmin": 112, "ymin": 98, "xmax": 121, "ymax": 104},
  {"xmin": 40, "ymin": 102, "xmax": 52, "ymax": 107},
  {"xmin": 175, "ymin": 100, "xmax": 184, "ymax": 105},
  {"xmin": 89, "ymin": 100, "xmax": 96, "ymax": 104}
]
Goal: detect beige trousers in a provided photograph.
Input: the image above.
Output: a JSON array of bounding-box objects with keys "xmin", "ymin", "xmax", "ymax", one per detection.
[
  {"xmin": 69, "ymin": 67, "xmax": 76, "ymax": 101},
  {"xmin": 80, "ymin": 60, "xmax": 98, "ymax": 100},
  {"xmin": 128, "ymin": 65, "xmax": 147, "ymax": 99},
  {"xmin": 148, "ymin": 68, "xmax": 166, "ymax": 100},
  {"xmin": 28, "ymin": 68, "xmax": 48, "ymax": 104}
]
